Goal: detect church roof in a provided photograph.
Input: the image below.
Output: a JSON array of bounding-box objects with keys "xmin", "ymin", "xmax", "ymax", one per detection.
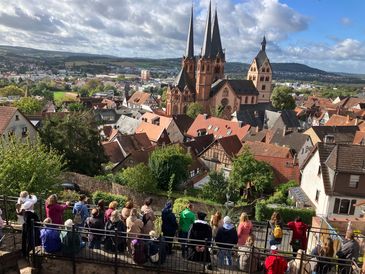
[
  {"xmin": 201, "ymin": 1, "xmax": 212, "ymax": 58},
  {"xmin": 210, "ymin": 8, "xmax": 224, "ymax": 58},
  {"xmin": 210, "ymin": 79, "xmax": 258, "ymax": 97},
  {"xmin": 254, "ymin": 36, "xmax": 270, "ymax": 69},
  {"xmin": 174, "ymin": 67, "xmax": 196, "ymax": 92},
  {"xmin": 185, "ymin": 6, "xmax": 194, "ymax": 58}
]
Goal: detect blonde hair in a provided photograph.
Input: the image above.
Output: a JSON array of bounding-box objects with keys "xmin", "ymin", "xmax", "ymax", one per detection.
[
  {"xmin": 125, "ymin": 200, "xmax": 134, "ymax": 209},
  {"xmin": 109, "ymin": 201, "xmax": 118, "ymax": 210},
  {"xmin": 240, "ymin": 212, "xmax": 249, "ymax": 223},
  {"xmin": 211, "ymin": 211, "xmax": 222, "ymax": 227},
  {"xmin": 130, "ymin": 208, "xmax": 138, "ymax": 217},
  {"xmin": 246, "ymin": 234, "xmax": 255, "ymax": 246},
  {"xmin": 44, "ymin": 217, "xmax": 52, "ymax": 224},
  {"xmin": 47, "ymin": 194, "xmax": 58, "ymax": 206},
  {"xmin": 110, "ymin": 210, "xmax": 120, "ymax": 223},
  {"xmin": 270, "ymin": 211, "xmax": 281, "ymax": 224},
  {"xmin": 20, "ymin": 191, "xmax": 28, "ymax": 198}
]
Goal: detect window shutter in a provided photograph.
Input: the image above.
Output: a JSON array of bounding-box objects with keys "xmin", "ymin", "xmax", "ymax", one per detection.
[
  {"xmin": 349, "ymin": 200, "xmax": 356, "ymax": 215},
  {"xmin": 333, "ymin": 198, "xmax": 340, "ymax": 214}
]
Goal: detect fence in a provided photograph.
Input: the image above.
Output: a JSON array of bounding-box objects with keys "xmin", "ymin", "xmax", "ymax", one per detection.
[{"xmin": 28, "ymin": 221, "xmax": 361, "ymax": 274}]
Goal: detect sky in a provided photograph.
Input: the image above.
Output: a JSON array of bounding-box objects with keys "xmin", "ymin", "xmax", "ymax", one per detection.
[{"xmin": 0, "ymin": 0, "xmax": 364, "ymax": 73}]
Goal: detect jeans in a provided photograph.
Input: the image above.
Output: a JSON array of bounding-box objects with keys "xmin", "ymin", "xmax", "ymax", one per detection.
[
  {"xmin": 218, "ymin": 249, "xmax": 232, "ymax": 266},
  {"xmin": 178, "ymin": 231, "xmax": 188, "ymax": 257}
]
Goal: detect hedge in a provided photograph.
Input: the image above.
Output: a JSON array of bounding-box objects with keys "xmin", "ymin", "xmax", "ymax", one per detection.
[
  {"xmin": 173, "ymin": 197, "xmax": 190, "ymax": 214},
  {"xmin": 92, "ymin": 191, "xmax": 128, "ymax": 207},
  {"xmin": 255, "ymin": 201, "xmax": 315, "ymax": 224}
]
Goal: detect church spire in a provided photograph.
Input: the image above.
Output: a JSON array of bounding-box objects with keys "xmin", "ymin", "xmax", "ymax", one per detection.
[
  {"xmin": 185, "ymin": 5, "xmax": 194, "ymax": 58},
  {"xmin": 201, "ymin": 1, "xmax": 212, "ymax": 58},
  {"xmin": 211, "ymin": 6, "xmax": 224, "ymax": 58},
  {"xmin": 261, "ymin": 36, "xmax": 266, "ymax": 51}
]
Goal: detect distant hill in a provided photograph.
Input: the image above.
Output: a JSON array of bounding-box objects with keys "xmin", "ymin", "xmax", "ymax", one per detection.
[{"xmin": 0, "ymin": 45, "xmax": 363, "ymax": 84}]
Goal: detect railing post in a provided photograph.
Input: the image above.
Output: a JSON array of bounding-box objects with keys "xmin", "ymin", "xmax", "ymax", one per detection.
[
  {"xmin": 72, "ymin": 225, "xmax": 76, "ymax": 274},
  {"xmin": 31, "ymin": 219, "xmax": 36, "ymax": 267},
  {"xmin": 157, "ymin": 236, "xmax": 162, "ymax": 274},
  {"xmin": 264, "ymin": 221, "xmax": 270, "ymax": 250},
  {"xmin": 248, "ymin": 245, "xmax": 255, "ymax": 274},
  {"xmin": 38, "ymin": 197, "xmax": 43, "ymax": 221},
  {"xmin": 298, "ymin": 250, "xmax": 304, "ymax": 273},
  {"xmin": 202, "ymin": 239, "xmax": 208, "ymax": 273},
  {"xmin": 306, "ymin": 226, "xmax": 311, "ymax": 252},
  {"xmin": 114, "ymin": 228, "xmax": 118, "ymax": 274},
  {"xmin": 3, "ymin": 195, "xmax": 9, "ymax": 226}
]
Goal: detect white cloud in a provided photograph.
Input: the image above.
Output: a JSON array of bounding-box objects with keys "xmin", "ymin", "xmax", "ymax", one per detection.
[{"xmin": 340, "ymin": 17, "xmax": 352, "ymax": 26}]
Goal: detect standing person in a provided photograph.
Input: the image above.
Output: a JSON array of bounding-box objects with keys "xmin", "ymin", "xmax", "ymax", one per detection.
[
  {"xmin": 337, "ymin": 230, "xmax": 360, "ymax": 274},
  {"xmin": 104, "ymin": 210, "xmax": 126, "ymax": 253},
  {"xmin": 311, "ymin": 237, "xmax": 334, "ymax": 274},
  {"xmin": 72, "ymin": 194, "xmax": 89, "ymax": 227},
  {"xmin": 126, "ymin": 208, "xmax": 144, "ymax": 247},
  {"xmin": 179, "ymin": 202, "xmax": 195, "ymax": 258},
  {"xmin": 161, "ymin": 201, "xmax": 178, "ymax": 254},
  {"xmin": 61, "ymin": 219, "xmax": 85, "ymax": 256},
  {"xmin": 187, "ymin": 212, "xmax": 212, "ymax": 270},
  {"xmin": 85, "ymin": 208, "xmax": 104, "ymax": 249},
  {"xmin": 21, "ymin": 196, "xmax": 40, "ymax": 258},
  {"xmin": 264, "ymin": 245, "xmax": 287, "ymax": 274},
  {"xmin": 40, "ymin": 218, "xmax": 61, "ymax": 253},
  {"xmin": 287, "ymin": 249, "xmax": 311, "ymax": 274},
  {"xmin": 210, "ymin": 211, "xmax": 223, "ymax": 240},
  {"xmin": 237, "ymin": 212, "xmax": 253, "ymax": 247},
  {"xmin": 121, "ymin": 200, "xmax": 134, "ymax": 221},
  {"xmin": 140, "ymin": 197, "xmax": 156, "ymax": 235},
  {"xmin": 215, "ymin": 216, "xmax": 238, "ymax": 266},
  {"xmin": 16, "ymin": 191, "xmax": 35, "ymax": 225},
  {"xmin": 269, "ymin": 211, "xmax": 284, "ymax": 246},
  {"xmin": 96, "ymin": 199, "xmax": 105, "ymax": 226},
  {"xmin": 287, "ymin": 217, "xmax": 309, "ymax": 253},
  {"xmin": 104, "ymin": 201, "xmax": 118, "ymax": 223},
  {"xmin": 45, "ymin": 194, "xmax": 70, "ymax": 225},
  {"xmin": 238, "ymin": 235, "xmax": 260, "ymax": 272}
]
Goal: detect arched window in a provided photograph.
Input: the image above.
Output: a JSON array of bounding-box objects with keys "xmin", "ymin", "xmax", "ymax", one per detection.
[
  {"xmin": 260, "ymin": 76, "xmax": 264, "ymax": 81},
  {"xmin": 266, "ymin": 68, "xmax": 270, "ymax": 72},
  {"xmin": 262, "ymin": 85, "xmax": 266, "ymax": 90},
  {"xmin": 253, "ymin": 76, "xmax": 256, "ymax": 81},
  {"xmin": 249, "ymin": 76, "xmax": 252, "ymax": 80},
  {"xmin": 245, "ymin": 97, "xmax": 248, "ymax": 104},
  {"xmin": 215, "ymin": 66, "xmax": 220, "ymax": 73},
  {"xmin": 265, "ymin": 76, "xmax": 270, "ymax": 81},
  {"xmin": 221, "ymin": 98, "xmax": 229, "ymax": 106},
  {"xmin": 222, "ymin": 88, "xmax": 228, "ymax": 97},
  {"xmin": 202, "ymin": 64, "xmax": 205, "ymax": 72},
  {"xmin": 172, "ymin": 105, "xmax": 178, "ymax": 115},
  {"xmin": 251, "ymin": 97, "xmax": 254, "ymax": 104}
]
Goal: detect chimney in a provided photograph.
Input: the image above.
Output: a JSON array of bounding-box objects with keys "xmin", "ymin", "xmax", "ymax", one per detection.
[
  {"xmin": 255, "ymin": 126, "xmax": 259, "ymax": 133},
  {"xmin": 238, "ymin": 121, "xmax": 243, "ymax": 128},
  {"xmin": 203, "ymin": 113, "xmax": 208, "ymax": 120},
  {"xmin": 355, "ymin": 118, "xmax": 358, "ymax": 125}
]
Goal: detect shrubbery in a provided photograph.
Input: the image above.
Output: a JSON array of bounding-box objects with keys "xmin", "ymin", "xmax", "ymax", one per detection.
[
  {"xmin": 92, "ymin": 191, "xmax": 128, "ymax": 207},
  {"xmin": 95, "ymin": 173, "xmax": 125, "ymax": 185},
  {"xmin": 122, "ymin": 163, "xmax": 157, "ymax": 192},
  {"xmin": 173, "ymin": 197, "xmax": 190, "ymax": 214}
]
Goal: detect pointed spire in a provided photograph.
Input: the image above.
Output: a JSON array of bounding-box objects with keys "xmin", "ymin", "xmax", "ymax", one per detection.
[
  {"xmin": 201, "ymin": 1, "xmax": 212, "ymax": 58},
  {"xmin": 211, "ymin": 6, "xmax": 224, "ymax": 58},
  {"xmin": 261, "ymin": 36, "xmax": 266, "ymax": 51},
  {"xmin": 185, "ymin": 5, "xmax": 194, "ymax": 58}
]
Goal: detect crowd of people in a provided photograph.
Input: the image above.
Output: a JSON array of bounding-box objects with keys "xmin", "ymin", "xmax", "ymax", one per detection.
[{"xmin": 9, "ymin": 191, "xmax": 364, "ymax": 273}]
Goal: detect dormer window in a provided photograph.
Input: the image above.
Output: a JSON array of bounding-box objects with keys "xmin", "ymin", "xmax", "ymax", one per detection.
[{"xmin": 349, "ymin": 175, "xmax": 360, "ymax": 188}]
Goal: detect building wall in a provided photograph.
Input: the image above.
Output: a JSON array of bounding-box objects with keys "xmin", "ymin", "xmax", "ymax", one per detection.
[
  {"xmin": 199, "ymin": 142, "xmax": 233, "ymax": 173},
  {"xmin": 209, "ymin": 83, "xmax": 239, "ymax": 117},
  {"xmin": 247, "ymin": 59, "xmax": 272, "ymax": 103},
  {"xmin": 304, "ymin": 128, "xmax": 321, "ymax": 145},
  {"xmin": 298, "ymin": 137, "xmax": 314, "ymax": 167},
  {"xmin": 327, "ymin": 195, "xmax": 363, "ymax": 219},
  {"xmin": 166, "ymin": 119, "xmax": 184, "ymax": 143},
  {"xmin": 333, "ymin": 173, "xmax": 365, "ymax": 197},
  {"xmin": 3, "ymin": 110, "xmax": 37, "ymax": 141}
]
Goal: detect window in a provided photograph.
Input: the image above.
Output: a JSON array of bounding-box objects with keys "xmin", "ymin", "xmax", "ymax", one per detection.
[
  {"xmin": 266, "ymin": 68, "xmax": 270, "ymax": 72},
  {"xmin": 227, "ymin": 130, "xmax": 232, "ymax": 135},
  {"xmin": 265, "ymin": 76, "xmax": 270, "ymax": 81},
  {"xmin": 207, "ymin": 125, "xmax": 212, "ymax": 130},
  {"xmin": 262, "ymin": 85, "xmax": 266, "ymax": 90},
  {"xmin": 222, "ymin": 88, "xmax": 229, "ymax": 97},
  {"xmin": 251, "ymin": 97, "xmax": 254, "ymax": 104},
  {"xmin": 249, "ymin": 76, "xmax": 252, "ymax": 80},
  {"xmin": 201, "ymin": 64, "xmax": 205, "ymax": 72},
  {"xmin": 190, "ymin": 170, "xmax": 195, "ymax": 178},
  {"xmin": 333, "ymin": 198, "xmax": 356, "ymax": 215},
  {"xmin": 253, "ymin": 76, "xmax": 256, "ymax": 81},
  {"xmin": 214, "ymin": 127, "xmax": 219, "ymax": 132},
  {"xmin": 15, "ymin": 115, "xmax": 19, "ymax": 121},
  {"xmin": 349, "ymin": 175, "xmax": 360, "ymax": 188},
  {"xmin": 22, "ymin": 127, "xmax": 28, "ymax": 137},
  {"xmin": 315, "ymin": 190, "xmax": 320, "ymax": 202},
  {"xmin": 213, "ymin": 152, "xmax": 219, "ymax": 159},
  {"xmin": 260, "ymin": 76, "xmax": 264, "ymax": 81},
  {"xmin": 245, "ymin": 97, "xmax": 248, "ymax": 104}
]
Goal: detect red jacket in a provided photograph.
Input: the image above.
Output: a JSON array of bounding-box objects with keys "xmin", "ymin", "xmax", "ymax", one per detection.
[
  {"xmin": 287, "ymin": 221, "xmax": 308, "ymax": 249},
  {"xmin": 46, "ymin": 203, "xmax": 68, "ymax": 225},
  {"xmin": 265, "ymin": 252, "xmax": 287, "ymax": 274}
]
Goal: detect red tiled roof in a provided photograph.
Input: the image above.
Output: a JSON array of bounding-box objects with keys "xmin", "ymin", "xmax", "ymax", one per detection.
[
  {"xmin": 217, "ymin": 135, "xmax": 243, "ymax": 157},
  {"xmin": 325, "ymin": 114, "xmax": 364, "ymax": 127},
  {"xmin": 187, "ymin": 114, "xmax": 250, "ymax": 140},
  {"xmin": 0, "ymin": 106, "xmax": 17, "ymax": 134},
  {"xmin": 244, "ymin": 141, "xmax": 292, "ymax": 158},
  {"xmin": 116, "ymin": 133, "xmax": 153, "ymax": 154},
  {"xmin": 353, "ymin": 131, "xmax": 365, "ymax": 144},
  {"xmin": 141, "ymin": 112, "xmax": 172, "ymax": 129},
  {"xmin": 136, "ymin": 122, "xmax": 170, "ymax": 143},
  {"xmin": 102, "ymin": 141, "xmax": 124, "ymax": 163},
  {"xmin": 127, "ymin": 91, "xmax": 151, "ymax": 105}
]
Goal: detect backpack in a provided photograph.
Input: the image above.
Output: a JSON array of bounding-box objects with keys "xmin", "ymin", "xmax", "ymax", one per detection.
[
  {"xmin": 142, "ymin": 213, "xmax": 150, "ymax": 226},
  {"xmin": 148, "ymin": 237, "xmax": 167, "ymax": 265},
  {"xmin": 73, "ymin": 210, "xmax": 82, "ymax": 225},
  {"xmin": 131, "ymin": 239, "xmax": 147, "ymax": 265},
  {"xmin": 273, "ymin": 225, "xmax": 283, "ymax": 239}
]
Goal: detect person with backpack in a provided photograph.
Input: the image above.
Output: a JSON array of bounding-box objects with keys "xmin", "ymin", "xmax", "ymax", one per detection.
[
  {"xmin": 104, "ymin": 210, "xmax": 126, "ymax": 253},
  {"xmin": 60, "ymin": 219, "xmax": 84, "ymax": 256},
  {"xmin": 40, "ymin": 218, "xmax": 61, "ymax": 253},
  {"xmin": 161, "ymin": 200, "xmax": 178, "ymax": 254},
  {"xmin": 72, "ymin": 194, "xmax": 89, "ymax": 227},
  {"xmin": 264, "ymin": 245, "xmax": 288, "ymax": 274},
  {"xmin": 269, "ymin": 211, "xmax": 283, "ymax": 246},
  {"xmin": 85, "ymin": 208, "xmax": 104, "ymax": 249},
  {"xmin": 45, "ymin": 194, "xmax": 70, "ymax": 225},
  {"xmin": 215, "ymin": 216, "xmax": 238, "ymax": 266},
  {"xmin": 147, "ymin": 230, "xmax": 167, "ymax": 265},
  {"xmin": 140, "ymin": 197, "xmax": 156, "ymax": 235},
  {"xmin": 287, "ymin": 217, "xmax": 308, "ymax": 253},
  {"xmin": 179, "ymin": 202, "xmax": 195, "ymax": 258},
  {"xmin": 187, "ymin": 212, "xmax": 212, "ymax": 270}
]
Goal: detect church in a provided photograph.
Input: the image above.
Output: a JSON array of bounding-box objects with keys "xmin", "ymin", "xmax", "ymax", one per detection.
[{"xmin": 166, "ymin": 2, "xmax": 273, "ymax": 118}]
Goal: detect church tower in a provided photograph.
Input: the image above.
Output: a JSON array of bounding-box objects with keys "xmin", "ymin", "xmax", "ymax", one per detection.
[
  {"xmin": 210, "ymin": 7, "xmax": 225, "ymax": 82},
  {"xmin": 182, "ymin": 6, "xmax": 195, "ymax": 81},
  {"xmin": 247, "ymin": 36, "xmax": 272, "ymax": 103}
]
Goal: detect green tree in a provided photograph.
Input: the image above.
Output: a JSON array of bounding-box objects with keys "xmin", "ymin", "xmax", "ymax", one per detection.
[
  {"xmin": 0, "ymin": 137, "xmax": 65, "ymax": 196},
  {"xmin": 186, "ymin": 102, "xmax": 204, "ymax": 119},
  {"xmin": 271, "ymin": 86, "xmax": 296, "ymax": 110},
  {"xmin": 149, "ymin": 145, "xmax": 192, "ymax": 190},
  {"xmin": 229, "ymin": 147, "xmax": 273, "ymax": 200},
  {"xmin": 0, "ymin": 85, "xmax": 25, "ymax": 97},
  {"xmin": 122, "ymin": 163, "xmax": 157, "ymax": 192},
  {"xmin": 67, "ymin": 102, "xmax": 85, "ymax": 112},
  {"xmin": 80, "ymin": 79, "xmax": 104, "ymax": 96},
  {"xmin": 202, "ymin": 171, "xmax": 228, "ymax": 203},
  {"xmin": 40, "ymin": 111, "xmax": 107, "ymax": 176},
  {"xmin": 13, "ymin": 97, "xmax": 43, "ymax": 114}
]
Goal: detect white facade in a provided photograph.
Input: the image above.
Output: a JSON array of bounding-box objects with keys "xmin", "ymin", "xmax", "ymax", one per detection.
[{"xmin": 1, "ymin": 109, "xmax": 37, "ymax": 141}]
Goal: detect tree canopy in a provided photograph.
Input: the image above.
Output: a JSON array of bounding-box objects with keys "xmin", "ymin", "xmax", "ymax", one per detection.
[
  {"xmin": 0, "ymin": 137, "xmax": 65, "ymax": 196},
  {"xmin": 122, "ymin": 163, "xmax": 157, "ymax": 192},
  {"xmin": 0, "ymin": 85, "xmax": 25, "ymax": 97},
  {"xmin": 202, "ymin": 171, "xmax": 229, "ymax": 204},
  {"xmin": 271, "ymin": 86, "xmax": 296, "ymax": 110},
  {"xmin": 186, "ymin": 102, "xmax": 204, "ymax": 119},
  {"xmin": 229, "ymin": 147, "xmax": 273, "ymax": 200},
  {"xmin": 148, "ymin": 145, "xmax": 192, "ymax": 190},
  {"xmin": 13, "ymin": 97, "xmax": 43, "ymax": 114},
  {"xmin": 39, "ymin": 111, "xmax": 107, "ymax": 176}
]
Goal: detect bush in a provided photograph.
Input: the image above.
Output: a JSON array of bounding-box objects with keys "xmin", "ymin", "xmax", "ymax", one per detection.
[
  {"xmin": 92, "ymin": 191, "xmax": 128, "ymax": 207},
  {"xmin": 173, "ymin": 197, "xmax": 190, "ymax": 214},
  {"xmin": 95, "ymin": 173, "xmax": 125, "ymax": 185},
  {"xmin": 58, "ymin": 190, "xmax": 80, "ymax": 202},
  {"xmin": 266, "ymin": 191, "xmax": 286, "ymax": 204},
  {"xmin": 122, "ymin": 164, "xmax": 157, "ymax": 192},
  {"xmin": 202, "ymin": 171, "xmax": 228, "ymax": 204},
  {"xmin": 255, "ymin": 201, "xmax": 315, "ymax": 224},
  {"xmin": 277, "ymin": 180, "xmax": 298, "ymax": 195}
]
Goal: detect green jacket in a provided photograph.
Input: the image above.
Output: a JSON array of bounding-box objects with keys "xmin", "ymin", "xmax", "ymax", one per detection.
[{"xmin": 179, "ymin": 208, "xmax": 196, "ymax": 233}]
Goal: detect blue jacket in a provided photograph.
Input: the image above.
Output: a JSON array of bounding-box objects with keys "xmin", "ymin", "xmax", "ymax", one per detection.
[
  {"xmin": 72, "ymin": 202, "xmax": 89, "ymax": 225},
  {"xmin": 40, "ymin": 228, "xmax": 61, "ymax": 253}
]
